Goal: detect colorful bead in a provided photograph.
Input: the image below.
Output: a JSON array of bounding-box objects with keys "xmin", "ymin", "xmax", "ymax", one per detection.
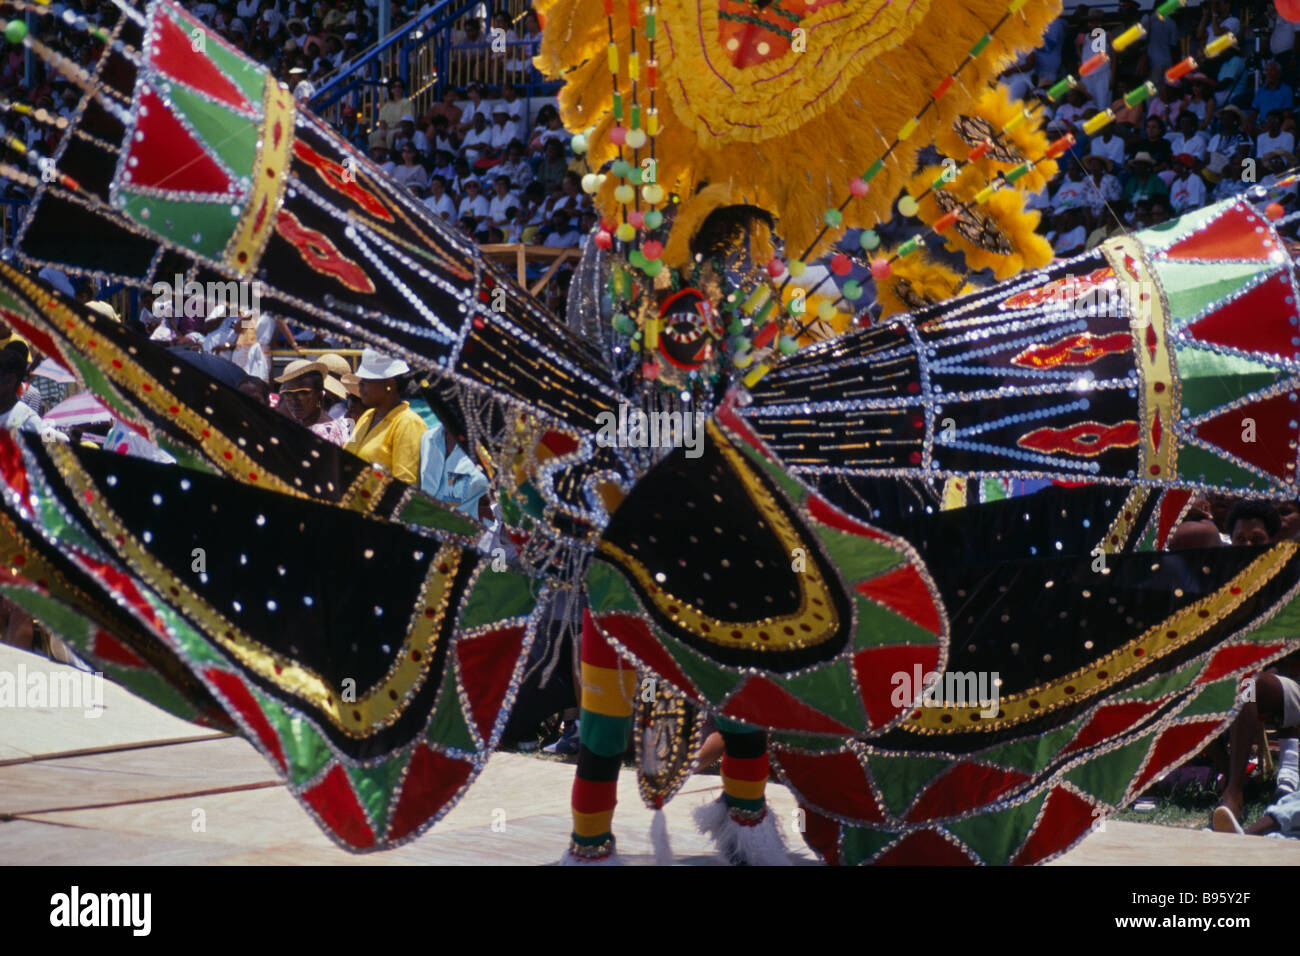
[
  {"xmin": 870, "ymin": 258, "xmax": 891, "ymax": 280},
  {"xmin": 934, "ymin": 210, "xmax": 960, "ymax": 233},
  {"xmin": 969, "ymin": 33, "xmax": 992, "ymax": 57},
  {"xmin": 817, "ymin": 299, "xmax": 836, "ymax": 320},
  {"xmin": 571, "ymin": 134, "xmax": 588, "ymax": 155},
  {"xmin": 581, "ymin": 173, "xmax": 601, "ymax": 194},
  {"xmin": 1044, "ymin": 133, "xmax": 1076, "ymax": 159},
  {"xmin": 788, "ymin": 259, "xmax": 807, "ymax": 277},
  {"xmin": 642, "ymin": 183, "xmax": 665, "ymax": 205},
  {"xmin": 898, "ymin": 195, "xmax": 920, "ymax": 218},
  {"xmin": 824, "ymin": 208, "xmax": 843, "ymax": 228},
  {"xmin": 615, "ymin": 221, "xmax": 636, "ymax": 241},
  {"xmin": 594, "ymin": 230, "xmax": 613, "ymax": 250},
  {"xmin": 1166, "ymin": 57, "xmax": 1196, "ymax": 84},
  {"xmin": 777, "ymin": 335, "xmax": 799, "ymax": 355},
  {"xmin": 898, "ymin": 236, "xmax": 922, "ymax": 258},
  {"xmin": 830, "ymin": 253, "xmax": 851, "ymax": 275},
  {"xmin": 862, "ymin": 159, "xmax": 885, "ymax": 183},
  {"xmin": 897, "ymin": 118, "xmax": 920, "ymax": 141},
  {"xmin": 1156, "ymin": 0, "xmax": 1184, "ymax": 17},
  {"xmin": 1123, "ymin": 82, "xmax": 1156, "ymax": 107},
  {"xmin": 1081, "ymin": 109, "xmax": 1114, "ymax": 135},
  {"xmin": 1113, "ymin": 23, "xmax": 1146, "ymax": 51},
  {"xmin": 5, "ymin": 19, "xmax": 27, "ymax": 44},
  {"xmin": 931, "ymin": 76, "xmax": 955, "ymax": 100},
  {"xmin": 860, "ymin": 229, "xmax": 881, "ymax": 251},
  {"xmin": 608, "ymin": 125, "xmax": 628, "ymax": 146},
  {"xmin": 1046, "ymin": 76, "xmax": 1077, "ymax": 101},
  {"xmin": 644, "ymin": 209, "xmax": 663, "ymax": 229},
  {"xmin": 614, "ymin": 185, "xmax": 636, "ymax": 205},
  {"xmin": 766, "ymin": 257, "xmax": 785, "ymax": 278},
  {"xmin": 842, "ymin": 280, "xmax": 863, "ymax": 300},
  {"xmin": 628, "ymin": 209, "xmax": 645, "ymax": 228},
  {"xmin": 849, "ymin": 177, "xmax": 869, "ymax": 197},
  {"xmin": 1005, "ymin": 161, "xmax": 1031, "ymax": 185},
  {"xmin": 1080, "ymin": 52, "xmax": 1108, "ymax": 77},
  {"xmin": 1205, "ymin": 33, "xmax": 1237, "ymax": 58},
  {"xmin": 625, "ymin": 129, "xmax": 647, "ymax": 149},
  {"xmin": 607, "ymin": 43, "xmax": 620, "ymax": 74},
  {"xmin": 643, "ymin": 318, "xmax": 660, "ymax": 350},
  {"xmin": 968, "ymin": 140, "xmax": 993, "ymax": 161}
]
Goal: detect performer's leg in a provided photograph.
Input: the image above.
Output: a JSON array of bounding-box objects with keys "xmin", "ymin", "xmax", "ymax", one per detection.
[
  {"xmin": 718, "ymin": 718, "xmax": 771, "ymax": 823},
  {"xmin": 566, "ymin": 610, "xmax": 636, "ymax": 862}
]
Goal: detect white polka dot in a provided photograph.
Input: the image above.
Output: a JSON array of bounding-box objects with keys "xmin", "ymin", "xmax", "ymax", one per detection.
[
  {"xmin": 757, "ymin": 41, "xmax": 770, "ymax": 55},
  {"xmin": 726, "ymin": 37, "xmax": 739, "ymax": 51}
]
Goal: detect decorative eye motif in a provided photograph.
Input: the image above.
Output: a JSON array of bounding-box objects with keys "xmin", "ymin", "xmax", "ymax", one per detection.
[{"xmin": 657, "ymin": 288, "xmax": 718, "ymax": 371}]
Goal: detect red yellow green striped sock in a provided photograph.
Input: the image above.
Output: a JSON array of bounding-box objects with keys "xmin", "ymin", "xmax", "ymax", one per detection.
[{"xmin": 718, "ymin": 718, "xmax": 769, "ymax": 821}]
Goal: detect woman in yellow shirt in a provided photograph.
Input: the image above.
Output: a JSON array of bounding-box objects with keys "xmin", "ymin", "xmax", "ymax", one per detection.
[{"xmin": 343, "ymin": 349, "xmax": 427, "ymax": 485}]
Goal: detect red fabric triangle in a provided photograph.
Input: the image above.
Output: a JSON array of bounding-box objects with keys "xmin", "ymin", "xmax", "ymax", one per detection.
[
  {"xmin": 875, "ymin": 827, "xmax": 976, "ymax": 865},
  {"xmin": 386, "ymin": 745, "xmax": 473, "ymax": 842},
  {"xmin": 1132, "ymin": 719, "xmax": 1222, "ymax": 794},
  {"xmin": 300, "ymin": 763, "xmax": 376, "ymax": 849},
  {"xmin": 126, "ymin": 87, "xmax": 233, "ymax": 195},
  {"xmin": 203, "ymin": 667, "xmax": 286, "ymax": 772},
  {"xmin": 1162, "ymin": 203, "xmax": 1273, "ymax": 261},
  {"xmin": 151, "ymin": 12, "xmax": 252, "ymax": 113},
  {"xmin": 1185, "ymin": 272, "xmax": 1300, "ymax": 359},
  {"xmin": 855, "ymin": 563, "xmax": 943, "ymax": 635},
  {"xmin": 1193, "ymin": 390, "xmax": 1298, "ymax": 480},
  {"xmin": 1012, "ymin": 785, "xmax": 1096, "ymax": 865},
  {"xmin": 1155, "ymin": 489, "xmax": 1192, "ymax": 549},
  {"xmin": 799, "ymin": 806, "xmax": 843, "ymax": 865},
  {"xmin": 1197, "ymin": 641, "xmax": 1287, "ymax": 685},
  {"xmin": 456, "ymin": 625, "xmax": 526, "ymax": 743},
  {"xmin": 596, "ymin": 613, "xmax": 698, "ymax": 700},
  {"xmin": 775, "ymin": 747, "xmax": 885, "ymax": 822},
  {"xmin": 722, "ymin": 674, "xmax": 858, "ymax": 734},
  {"xmin": 92, "ymin": 629, "xmax": 149, "ymax": 668},
  {"xmin": 1060, "ymin": 699, "xmax": 1163, "ymax": 759},
  {"xmin": 807, "ymin": 493, "xmax": 895, "ymax": 543},
  {"xmin": 852, "ymin": 644, "xmax": 941, "ymax": 730},
  {"xmin": 906, "ymin": 762, "xmax": 1030, "ymax": 823}
]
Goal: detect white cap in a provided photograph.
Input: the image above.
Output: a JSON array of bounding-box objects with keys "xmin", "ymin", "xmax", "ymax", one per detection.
[{"xmin": 354, "ymin": 348, "xmax": 411, "ymax": 380}]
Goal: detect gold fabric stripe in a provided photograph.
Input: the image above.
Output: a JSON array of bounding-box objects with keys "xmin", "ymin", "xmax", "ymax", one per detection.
[
  {"xmin": 580, "ymin": 662, "xmax": 638, "ymax": 717},
  {"xmin": 225, "ymin": 80, "xmax": 296, "ymax": 275},
  {"xmin": 1099, "ymin": 487, "xmax": 1150, "ymax": 554}
]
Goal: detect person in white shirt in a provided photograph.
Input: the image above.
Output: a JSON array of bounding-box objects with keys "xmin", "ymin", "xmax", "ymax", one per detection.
[
  {"xmin": 458, "ymin": 179, "xmax": 489, "ymax": 230},
  {"xmin": 390, "ymin": 116, "xmax": 429, "ymax": 157},
  {"xmin": 1047, "ymin": 208, "xmax": 1087, "ymax": 256},
  {"xmin": 423, "ymin": 175, "xmax": 457, "ymax": 221},
  {"xmin": 1090, "ymin": 127, "xmax": 1126, "ymax": 167},
  {"xmin": 489, "ymin": 106, "xmax": 522, "ymax": 155},
  {"xmin": 1257, "ymin": 109, "xmax": 1296, "ymax": 159},
  {"xmin": 1165, "ymin": 110, "xmax": 1209, "ymax": 162},
  {"xmin": 391, "ymin": 144, "xmax": 429, "ymax": 192},
  {"xmin": 1050, "ymin": 163, "xmax": 1090, "ymax": 213},
  {"xmin": 496, "ymin": 142, "xmax": 533, "ymax": 190},
  {"xmin": 461, "ymin": 112, "xmax": 494, "ymax": 164},
  {"xmin": 1081, "ymin": 153, "xmax": 1121, "ymax": 213},
  {"xmin": 1168, "ymin": 155, "xmax": 1207, "ymax": 212},
  {"xmin": 487, "ymin": 176, "xmax": 520, "ymax": 233},
  {"xmin": 456, "ymin": 83, "xmax": 488, "ymax": 135}
]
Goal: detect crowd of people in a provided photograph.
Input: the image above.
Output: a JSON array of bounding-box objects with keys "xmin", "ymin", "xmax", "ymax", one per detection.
[{"xmin": 1021, "ymin": 1, "xmax": 1300, "ymax": 256}]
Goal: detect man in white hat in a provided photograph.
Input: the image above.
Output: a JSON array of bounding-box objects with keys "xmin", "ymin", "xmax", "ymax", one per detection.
[
  {"xmin": 343, "ymin": 348, "xmax": 427, "ymax": 484},
  {"xmin": 275, "ymin": 359, "xmax": 351, "ymax": 446}
]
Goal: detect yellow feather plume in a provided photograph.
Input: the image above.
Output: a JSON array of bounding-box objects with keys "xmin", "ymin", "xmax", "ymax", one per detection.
[
  {"xmin": 934, "ymin": 85, "xmax": 1060, "ymax": 194},
  {"xmin": 536, "ymin": 0, "xmax": 1063, "ymax": 260},
  {"xmin": 874, "ymin": 252, "xmax": 969, "ymax": 320}
]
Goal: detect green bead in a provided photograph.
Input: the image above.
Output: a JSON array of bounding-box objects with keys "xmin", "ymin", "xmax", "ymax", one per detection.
[
  {"xmin": 612, "ymin": 313, "xmax": 637, "ymax": 334},
  {"xmin": 777, "ymin": 335, "xmax": 799, "ymax": 355},
  {"xmin": 627, "ymin": 168, "xmax": 642, "ymax": 185},
  {"xmin": 1046, "ymin": 76, "xmax": 1076, "ymax": 101},
  {"xmin": 628, "ymin": 249, "xmax": 646, "ymax": 269},
  {"xmin": 862, "ymin": 159, "xmax": 884, "ymax": 183},
  {"xmin": 969, "ymin": 33, "xmax": 991, "ymax": 57},
  {"xmin": 727, "ymin": 318, "xmax": 744, "ymax": 335},
  {"xmin": 843, "ymin": 280, "xmax": 863, "ymax": 300},
  {"xmin": 824, "ymin": 208, "xmax": 843, "ymax": 228},
  {"xmin": 5, "ymin": 19, "xmax": 27, "ymax": 44},
  {"xmin": 644, "ymin": 209, "xmax": 663, "ymax": 229},
  {"xmin": 611, "ymin": 159, "xmax": 631, "ymax": 178},
  {"xmin": 899, "ymin": 236, "xmax": 922, "ymax": 257},
  {"xmin": 859, "ymin": 229, "xmax": 881, "ymax": 251},
  {"xmin": 787, "ymin": 297, "xmax": 806, "ymax": 315},
  {"xmin": 642, "ymin": 258, "xmax": 663, "ymax": 277}
]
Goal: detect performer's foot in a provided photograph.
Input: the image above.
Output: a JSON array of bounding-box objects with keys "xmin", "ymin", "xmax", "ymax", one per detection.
[{"xmin": 1211, "ymin": 805, "xmax": 1245, "ymax": 834}]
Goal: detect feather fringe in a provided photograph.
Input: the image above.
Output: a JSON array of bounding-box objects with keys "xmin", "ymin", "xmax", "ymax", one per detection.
[
  {"xmin": 693, "ymin": 797, "xmax": 791, "ymax": 866},
  {"xmin": 650, "ymin": 807, "xmax": 674, "ymax": 866}
]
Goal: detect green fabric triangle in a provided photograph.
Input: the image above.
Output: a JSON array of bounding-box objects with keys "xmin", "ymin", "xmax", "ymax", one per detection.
[
  {"xmin": 427, "ymin": 662, "xmax": 477, "ymax": 753},
  {"xmin": 977, "ymin": 717, "xmax": 1085, "ymax": 774},
  {"xmin": 863, "ymin": 752, "xmax": 952, "ymax": 819},
  {"xmin": 1113, "ymin": 658, "xmax": 1204, "ymax": 703},
  {"xmin": 839, "ymin": 825, "xmax": 897, "ymax": 865},
  {"xmin": 585, "ymin": 560, "xmax": 641, "ymax": 614},
  {"xmin": 662, "ymin": 636, "xmax": 742, "ymax": 702},
  {"xmin": 1241, "ymin": 589, "xmax": 1300, "ymax": 645},
  {"xmin": 459, "ymin": 568, "xmax": 534, "ymax": 629},
  {"xmin": 256, "ymin": 692, "xmax": 332, "ymax": 786},
  {"xmin": 735, "ymin": 434, "xmax": 807, "ymax": 503},
  {"xmin": 1175, "ymin": 442, "xmax": 1270, "ymax": 492},
  {"xmin": 121, "ymin": 193, "xmax": 237, "ymax": 258},
  {"xmin": 771, "ymin": 733, "xmax": 843, "ymax": 752},
  {"xmin": 187, "ymin": 20, "xmax": 267, "ymax": 107},
  {"xmin": 1064, "ymin": 735, "xmax": 1153, "ymax": 805},
  {"xmin": 945, "ymin": 789, "xmax": 1048, "ymax": 865},
  {"xmin": 813, "ymin": 523, "xmax": 904, "ymax": 586},
  {"xmin": 1158, "ymin": 261, "xmax": 1269, "ymax": 329},
  {"xmin": 1176, "ymin": 344, "xmax": 1290, "ymax": 420},
  {"xmin": 981, "ymin": 477, "xmax": 1008, "ymax": 502},
  {"xmin": 853, "ymin": 593, "xmax": 939, "ymax": 649},
  {"xmin": 346, "ymin": 753, "xmax": 406, "ymax": 837},
  {"xmin": 163, "ymin": 82, "xmax": 257, "ymax": 179},
  {"xmin": 1178, "ymin": 677, "xmax": 1239, "ymax": 719},
  {"xmin": 397, "ymin": 496, "xmax": 478, "ymax": 537},
  {"xmin": 776, "ymin": 660, "xmax": 866, "ymax": 732}
]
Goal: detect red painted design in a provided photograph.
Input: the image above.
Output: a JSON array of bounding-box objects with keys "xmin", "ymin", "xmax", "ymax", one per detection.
[
  {"xmin": 126, "ymin": 87, "xmax": 233, "ymax": 195},
  {"xmin": 722, "ymin": 674, "xmax": 859, "ymax": 734},
  {"xmin": 1197, "ymin": 641, "xmax": 1287, "ymax": 685},
  {"xmin": 1018, "ymin": 421, "xmax": 1140, "ymax": 457},
  {"xmin": 151, "ymin": 12, "xmax": 253, "ymax": 113},
  {"xmin": 301, "ymin": 763, "xmax": 376, "ymax": 849},
  {"xmin": 1162, "ymin": 203, "xmax": 1274, "ymax": 262},
  {"xmin": 1059, "ymin": 699, "xmax": 1162, "ymax": 758},
  {"xmin": 1000, "ymin": 267, "xmax": 1113, "ymax": 311},
  {"xmin": 854, "ymin": 563, "xmax": 943, "ymax": 635},
  {"xmin": 1131, "ymin": 719, "xmax": 1222, "ymax": 794},
  {"xmin": 1193, "ymin": 391, "xmax": 1298, "ymax": 480},
  {"xmin": 1155, "ymin": 489, "xmax": 1192, "ymax": 548},
  {"xmin": 0, "ymin": 430, "xmax": 30, "ymax": 502},
  {"xmin": 852, "ymin": 643, "xmax": 941, "ymax": 730},
  {"xmin": 716, "ymin": 0, "xmax": 842, "ymax": 69},
  {"xmin": 292, "ymin": 140, "xmax": 394, "ymax": 222},
  {"xmin": 1184, "ymin": 272, "xmax": 1300, "ymax": 360},
  {"xmin": 92, "ymin": 628, "xmax": 149, "ymax": 668},
  {"xmin": 906, "ymin": 762, "xmax": 1030, "ymax": 823},
  {"xmin": 456, "ymin": 624, "xmax": 526, "ymax": 742},
  {"xmin": 875, "ymin": 828, "xmax": 975, "ymax": 865},
  {"xmin": 1011, "ymin": 331, "xmax": 1131, "ymax": 369},
  {"xmin": 799, "ymin": 805, "xmax": 843, "ymax": 865},
  {"xmin": 1012, "ymin": 786, "xmax": 1096, "ymax": 865},
  {"xmin": 1145, "ymin": 322, "xmax": 1158, "ymax": 361},
  {"xmin": 775, "ymin": 748, "xmax": 885, "ymax": 822},
  {"xmin": 807, "ymin": 493, "xmax": 895, "ymax": 543},
  {"xmin": 1151, "ymin": 407, "xmax": 1163, "ymax": 452},
  {"xmin": 595, "ymin": 612, "xmax": 698, "ymax": 698},
  {"xmin": 386, "ymin": 745, "xmax": 473, "ymax": 842},
  {"xmin": 275, "ymin": 210, "xmax": 377, "ymax": 293}
]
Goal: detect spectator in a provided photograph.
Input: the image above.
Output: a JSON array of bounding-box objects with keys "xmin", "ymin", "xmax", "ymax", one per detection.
[
  {"xmin": 428, "ymin": 115, "xmax": 457, "ymax": 156},
  {"xmin": 1089, "ymin": 122, "xmax": 1126, "ymax": 167},
  {"xmin": 392, "ymin": 143, "xmax": 430, "ymax": 192},
  {"xmin": 457, "ymin": 83, "xmax": 488, "ymax": 135},
  {"xmin": 275, "ymin": 360, "xmax": 351, "ymax": 446},
  {"xmin": 1081, "ymin": 152, "xmax": 1121, "ymax": 212},
  {"xmin": 423, "ymin": 87, "xmax": 463, "ymax": 131},
  {"xmin": 1185, "ymin": 73, "xmax": 1216, "ymax": 130},
  {"xmin": 489, "ymin": 105, "xmax": 522, "ymax": 157},
  {"xmin": 1138, "ymin": 116, "xmax": 1173, "ymax": 167},
  {"xmin": 378, "ymin": 78, "xmax": 414, "ymax": 146},
  {"xmin": 344, "ymin": 349, "xmax": 427, "ymax": 486},
  {"xmin": 462, "ymin": 111, "xmax": 493, "ymax": 164},
  {"xmin": 1050, "ymin": 161, "xmax": 1090, "ymax": 211},
  {"xmin": 1142, "ymin": 1, "xmax": 1178, "ymax": 85},
  {"xmin": 1046, "ymin": 208, "xmax": 1087, "ymax": 256},
  {"xmin": 1251, "ymin": 62, "xmax": 1294, "ymax": 132},
  {"xmin": 431, "ymin": 150, "xmax": 456, "ymax": 183},
  {"xmin": 423, "ymin": 175, "xmax": 457, "ymax": 221},
  {"xmin": 535, "ymin": 138, "xmax": 568, "ymax": 193},
  {"xmin": 457, "ymin": 178, "xmax": 489, "ymax": 231},
  {"xmin": 391, "ymin": 115, "xmax": 428, "ymax": 156},
  {"xmin": 1148, "ymin": 81, "xmax": 1186, "ymax": 127},
  {"xmin": 497, "ymin": 141, "xmax": 533, "ymax": 190},
  {"xmin": 506, "ymin": 8, "xmax": 543, "ymax": 80},
  {"xmin": 541, "ymin": 208, "xmax": 580, "ymax": 248},
  {"xmin": 1078, "ymin": 8, "xmax": 1111, "ymax": 110},
  {"xmin": 1258, "ymin": 108, "xmax": 1296, "ymax": 160},
  {"xmin": 1166, "ymin": 109, "xmax": 1208, "ymax": 163},
  {"xmin": 1168, "ymin": 154, "xmax": 1206, "ymax": 212},
  {"xmin": 1123, "ymin": 152, "xmax": 1170, "ymax": 205},
  {"xmin": 487, "ymin": 175, "xmax": 520, "ymax": 236}
]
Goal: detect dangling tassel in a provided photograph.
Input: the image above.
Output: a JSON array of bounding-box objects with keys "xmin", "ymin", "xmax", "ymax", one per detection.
[
  {"xmin": 693, "ymin": 796, "xmax": 791, "ymax": 866},
  {"xmin": 650, "ymin": 806, "xmax": 673, "ymax": 866}
]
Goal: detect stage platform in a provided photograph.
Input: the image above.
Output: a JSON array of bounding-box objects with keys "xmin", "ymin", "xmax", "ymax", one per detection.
[{"xmin": 2, "ymin": 645, "xmax": 1297, "ymax": 866}]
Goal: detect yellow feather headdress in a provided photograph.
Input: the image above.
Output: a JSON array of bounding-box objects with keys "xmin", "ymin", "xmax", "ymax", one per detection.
[
  {"xmin": 535, "ymin": 0, "xmax": 1062, "ymax": 260},
  {"xmin": 934, "ymin": 85, "xmax": 1060, "ymax": 195},
  {"xmin": 874, "ymin": 251, "xmax": 970, "ymax": 320}
]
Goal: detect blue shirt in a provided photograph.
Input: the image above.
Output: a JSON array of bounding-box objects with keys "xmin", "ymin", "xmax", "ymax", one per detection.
[
  {"xmin": 418, "ymin": 421, "xmax": 489, "ymax": 517},
  {"xmin": 1253, "ymin": 83, "xmax": 1294, "ymax": 120}
]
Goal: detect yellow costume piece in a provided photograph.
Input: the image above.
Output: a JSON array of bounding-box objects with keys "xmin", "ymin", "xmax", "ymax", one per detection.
[
  {"xmin": 535, "ymin": 0, "xmax": 1061, "ymax": 258},
  {"xmin": 934, "ymin": 86, "xmax": 1060, "ymax": 195},
  {"xmin": 344, "ymin": 401, "xmax": 427, "ymax": 485},
  {"xmin": 874, "ymin": 251, "xmax": 970, "ymax": 320}
]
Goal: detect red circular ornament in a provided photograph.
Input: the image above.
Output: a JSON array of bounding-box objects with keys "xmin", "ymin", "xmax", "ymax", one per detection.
[
  {"xmin": 849, "ymin": 177, "xmax": 869, "ymax": 197},
  {"xmin": 1267, "ymin": 202, "xmax": 1285, "ymax": 220},
  {"xmin": 766, "ymin": 257, "xmax": 785, "ymax": 278},
  {"xmin": 608, "ymin": 125, "xmax": 627, "ymax": 146},
  {"xmin": 830, "ymin": 253, "xmax": 851, "ymax": 275},
  {"xmin": 594, "ymin": 230, "xmax": 613, "ymax": 250},
  {"xmin": 642, "ymin": 240, "xmax": 663, "ymax": 260},
  {"xmin": 628, "ymin": 209, "xmax": 645, "ymax": 228},
  {"xmin": 870, "ymin": 257, "xmax": 891, "ymax": 280}
]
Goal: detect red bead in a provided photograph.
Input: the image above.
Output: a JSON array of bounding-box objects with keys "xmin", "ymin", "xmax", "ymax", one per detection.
[
  {"xmin": 934, "ymin": 210, "xmax": 960, "ymax": 233},
  {"xmin": 608, "ymin": 125, "xmax": 627, "ymax": 146},
  {"xmin": 931, "ymin": 75, "xmax": 954, "ymax": 100},
  {"xmin": 830, "ymin": 253, "xmax": 851, "ymax": 275},
  {"xmin": 1267, "ymin": 202, "xmax": 1285, "ymax": 221},
  {"xmin": 849, "ymin": 177, "xmax": 869, "ymax": 197},
  {"xmin": 870, "ymin": 258, "xmax": 891, "ymax": 280},
  {"xmin": 628, "ymin": 209, "xmax": 645, "ymax": 228},
  {"xmin": 968, "ymin": 140, "xmax": 992, "ymax": 161},
  {"xmin": 642, "ymin": 240, "xmax": 663, "ymax": 260},
  {"xmin": 594, "ymin": 230, "xmax": 613, "ymax": 250},
  {"xmin": 1080, "ymin": 52, "xmax": 1109, "ymax": 77},
  {"xmin": 1044, "ymin": 133, "xmax": 1076, "ymax": 159},
  {"xmin": 766, "ymin": 257, "xmax": 785, "ymax": 278},
  {"xmin": 642, "ymin": 361, "xmax": 661, "ymax": 380},
  {"xmin": 753, "ymin": 322, "xmax": 778, "ymax": 349}
]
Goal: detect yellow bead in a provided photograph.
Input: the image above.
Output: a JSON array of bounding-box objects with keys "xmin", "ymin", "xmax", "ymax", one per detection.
[
  {"xmin": 643, "ymin": 317, "xmax": 660, "ymax": 350},
  {"xmin": 642, "ymin": 183, "xmax": 665, "ymax": 204},
  {"xmin": 974, "ymin": 184, "xmax": 997, "ymax": 205},
  {"xmin": 898, "ymin": 117, "xmax": 919, "ymax": 141},
  {"xmin": 1002, "ymin": 109, "xmax": 1030, "ymax": 134},
  {"xmin": 607, "ymin": 43, "xmax": 619, "ymax": 74},
  {"xmin": 744, "ymin": 284, "xmax": 771, "ymax": 312},
  {"xmin": 1113, "ymin": 23, "xmax": 1145, "ymax": 51},
  {"xmin": 742, "ymin": 363, "xmax": 770, "ymax": 388},
  {"xmin": 616, "ymin": 222, "xmax": 636, "ymax": 242},
  {"xmin": 1205, "ymin": 33, "xmax": 1236, "ymax": 57},
  {"xmin": 1082, "ymin": 109, "xmax": 1114, "ymax": 135},
  {"xmin": 614, "ymin": 184, "xmax": 636, "ymax": 204},
  {"xmin": 628, "ymin": 51, "xmax": 640, "ymax": 78},
  {"xmin": 647, "ymin": 110, "xmax": 660, "ymax": 136}
]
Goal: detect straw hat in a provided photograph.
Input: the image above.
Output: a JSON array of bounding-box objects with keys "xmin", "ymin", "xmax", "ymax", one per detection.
[
  {"xmin": 274, "ymin": 359, "xmax": 328, "ymax": 387},
  {"xmin": 317, "ymin": 353, "xmax": 353, "ymax": 379},
  {"xmin": 340, "ymin": 372, "xmax": 361, "ymax": 398},
  {"xmin": 85, "ymin": 300, "xmax": 120, "ymax": 322},
  {"xmin": 1127, "ymin": 151, "xmax": 1157, "ymax": 168},
  {"xmin": 1083, "ymin": 152, "xmax": 1114, "ymax": 171}
]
